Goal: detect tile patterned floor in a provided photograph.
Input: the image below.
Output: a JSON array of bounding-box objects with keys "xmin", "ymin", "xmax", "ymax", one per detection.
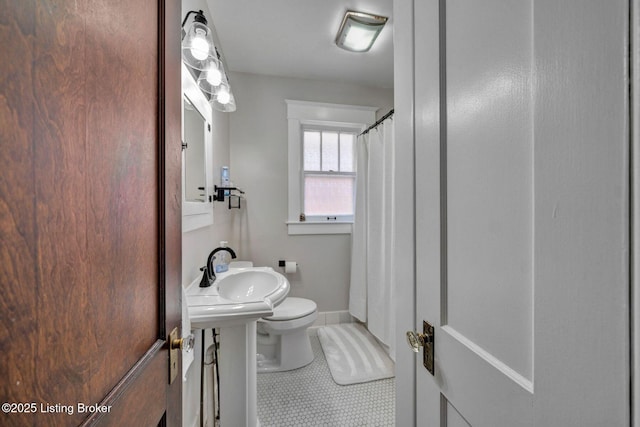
[{"xmin": 256, "ymin": 333, "xmax": 395, "ymax": 427}]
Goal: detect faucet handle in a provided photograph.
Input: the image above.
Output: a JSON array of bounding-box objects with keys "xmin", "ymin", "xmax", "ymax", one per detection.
[{"xmin": 199, "ymin": 265, "xmax": 213, "ymax": 288}]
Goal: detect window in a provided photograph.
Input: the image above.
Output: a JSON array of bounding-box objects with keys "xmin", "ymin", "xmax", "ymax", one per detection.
[
  {"xmin": 286, "ymin": 100, "xmax": 377, "ymax": 235},
  {"xmin": 302, "ymin": 128, "xmax": 356, "ymax": 221}
]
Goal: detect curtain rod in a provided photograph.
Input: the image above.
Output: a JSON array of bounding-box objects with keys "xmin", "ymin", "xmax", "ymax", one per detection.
[{"xmin": 359, "ymin": 108, "xmax": 394, "ymax": 136}]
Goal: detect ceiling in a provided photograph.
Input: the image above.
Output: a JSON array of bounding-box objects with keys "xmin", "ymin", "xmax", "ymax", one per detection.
[{"xmin": 206, "ymin": 0, "xmax": 394, "ymax": 89}]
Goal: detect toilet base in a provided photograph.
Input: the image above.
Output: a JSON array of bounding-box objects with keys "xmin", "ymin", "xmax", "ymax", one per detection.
[{"xmin": 256, "ymin": 330, "xmax": 314, "ymax": 373}]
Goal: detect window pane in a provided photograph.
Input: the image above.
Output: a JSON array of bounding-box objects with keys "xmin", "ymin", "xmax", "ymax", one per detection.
[
  {"xmin": 339, "ymin": 133, "xmax": 354, "ymax": 172},
  {"xmin": 321, "ymin": 131, "xmax": 339, "ymax": 171},
  {"xmin": 303, "ymin": 130, "xmax": 320, "ymax": 171},
  {"xmin": 304, "ymin": 175, "xmax": 354, "ymax": 216}
]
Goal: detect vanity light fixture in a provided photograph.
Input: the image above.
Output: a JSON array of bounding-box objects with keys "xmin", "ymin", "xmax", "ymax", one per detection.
[
  {"xmin": 210, "ymin": 78, "xmax": 236, "ymax": 112},
  {"xmin": 197, "ymin": 57, "xmax": 236, "ymax": 111},
  {"xmin": 335, "ymin": 11, "xmax": 388, "ymax": 52},
  {"xmin": 217, "ymin": 83, "xmax": 231, "ymax": 105},
  {"xmin": 196, "ymin": 55, "xmax": 224, "ymax": 94},
  {"xmin": 182, "ymin": 10, "xmax": 215, "ymax": 70},
  {"xmin": 204, "ymin": 57, "xmax": 222, "ymax": 86},
  {"xmin": 182, "ymin": 10, "xmax": 237, "ymax": 112}
]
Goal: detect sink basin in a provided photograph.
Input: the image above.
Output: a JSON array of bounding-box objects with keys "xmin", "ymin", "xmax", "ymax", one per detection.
[
  {"xmin": 217, "ymin": 269, "xmax": 289, "ymax": 306},
  {"xmin": 186, "ymin": 266, "xmax": 289, "ymax": 329}
]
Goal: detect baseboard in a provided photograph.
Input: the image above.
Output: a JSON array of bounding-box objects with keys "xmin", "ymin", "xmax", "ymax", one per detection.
[{"xmin": 310, "ymin": 310, "xmax": 354, "ymax": 331}]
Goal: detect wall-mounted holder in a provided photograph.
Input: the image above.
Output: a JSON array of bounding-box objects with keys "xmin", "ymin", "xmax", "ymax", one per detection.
[
  {"xmin": 278, "ymin": 260, "xmax": 298, "ymax": 274},
  {"xmin": 228, "ymin": 195, "xmax": 242, "ymax": 209},
  {"xmin": 213, "ymin": 185, "xmax": 245, "ymax": 209}
]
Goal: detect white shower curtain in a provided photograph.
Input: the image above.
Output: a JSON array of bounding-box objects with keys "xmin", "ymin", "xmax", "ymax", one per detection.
[{"xmin": 349, "ymin": 117, "xmax": 396, "ymax": 361}]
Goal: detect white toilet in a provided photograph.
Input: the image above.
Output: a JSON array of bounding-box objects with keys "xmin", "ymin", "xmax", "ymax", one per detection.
[{"xmin": 256, "ymin": 297, "xmax": 318, "ymax": 372}]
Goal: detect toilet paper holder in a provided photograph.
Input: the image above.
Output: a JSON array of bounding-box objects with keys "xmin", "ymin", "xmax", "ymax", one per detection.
[{"xmin": 278, "ymin": 260, "xmax": 299, "ymax": 273}]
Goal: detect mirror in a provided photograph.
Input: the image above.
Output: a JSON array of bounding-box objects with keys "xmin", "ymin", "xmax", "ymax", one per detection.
[
  {"xmin": 182, "ymin": 63, "xmax": 213, "ymax": 231},
  {"xmin": 183, "ymin": 97, "xmax": 207, "ymax": 202}
]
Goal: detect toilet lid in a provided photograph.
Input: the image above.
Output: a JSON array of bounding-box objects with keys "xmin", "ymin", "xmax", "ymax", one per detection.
[{"xmin": 266, "ymin": 297, "xmax": 317, "ymax": 321}]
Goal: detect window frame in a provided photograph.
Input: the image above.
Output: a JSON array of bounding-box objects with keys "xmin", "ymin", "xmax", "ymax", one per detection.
[{"xmin": 286, "ymin": 100, "xmax": 377, "ymax": 235}]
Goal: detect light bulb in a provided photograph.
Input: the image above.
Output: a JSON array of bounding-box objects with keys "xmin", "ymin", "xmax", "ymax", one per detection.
[
  {"xmin": 190, "ymin": 29, "xmax": 210, "ymax": 60},
  {"xmin": 217, "ymin": 87, "xmax": 230, "ymax": 105},
  {"xmin": 206, "ymin": 64, "xmax": 222, "ymax": 86},
  {"xmin": 343, "ymin": 25, "xmax": 377, "ymax": 51}
]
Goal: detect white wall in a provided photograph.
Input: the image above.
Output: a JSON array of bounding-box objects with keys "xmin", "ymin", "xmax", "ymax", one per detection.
[{"xmin": 228, "ymin": 71, "xmax": 393, "ymax": 312}]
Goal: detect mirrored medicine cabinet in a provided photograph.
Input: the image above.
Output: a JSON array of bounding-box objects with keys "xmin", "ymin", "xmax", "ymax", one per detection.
[{"xmin": 182, "ymin": 62, "xmax": 214, "ymax": 231}]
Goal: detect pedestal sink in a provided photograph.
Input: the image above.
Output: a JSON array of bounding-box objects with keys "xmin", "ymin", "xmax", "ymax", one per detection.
[
  {"xmin": 186, "ymin": 266, "xmax": 289, "ymax": 427},
  {"xmin": 188, "ymin": 267, "xmax": 289, "ymax": 328}
]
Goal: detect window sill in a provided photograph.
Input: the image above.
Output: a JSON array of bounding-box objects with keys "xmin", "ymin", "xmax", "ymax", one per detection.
[{"xmin": 286, "ymin": 221, "xmax": 353, "ymax": 235}]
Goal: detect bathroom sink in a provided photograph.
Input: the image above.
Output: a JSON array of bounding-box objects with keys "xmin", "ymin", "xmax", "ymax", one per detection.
[
  {"xmin": 185, "ymin": 263, "xmax": 287, "ymax": 426},
  {"xmin": 217, "ymin": 269, "xmax": 289, "ymax": 306},
  {"xmin": 186, "ymin": 267, "xmax": 289, "ymax": 329}
]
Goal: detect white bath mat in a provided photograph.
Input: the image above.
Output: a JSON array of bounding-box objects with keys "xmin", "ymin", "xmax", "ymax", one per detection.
[{"xmin": 317, "ymin": 323, "xmax": 395, "ymax": 385}]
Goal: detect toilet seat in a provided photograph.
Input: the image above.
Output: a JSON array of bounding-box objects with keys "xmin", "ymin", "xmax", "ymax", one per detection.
[{"xmin": 265, "ymin": 297, "xmax": 317, "ymax": 321}]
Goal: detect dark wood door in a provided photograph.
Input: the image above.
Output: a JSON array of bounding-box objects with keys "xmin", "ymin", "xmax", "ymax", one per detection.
[{"xmin": 0, "ymin": 0, "xmax": 182, "ymax": 425}]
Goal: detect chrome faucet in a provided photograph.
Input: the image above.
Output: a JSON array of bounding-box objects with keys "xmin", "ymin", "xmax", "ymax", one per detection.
[{"xmin": 199, "ymin": 246, "xmax": 237, "ymax": 287}]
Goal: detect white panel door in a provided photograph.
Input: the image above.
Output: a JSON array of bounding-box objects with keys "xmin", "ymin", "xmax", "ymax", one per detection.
[{"xmin": 412, "ymin": 1, "xmax": 629, "ymax": 426}]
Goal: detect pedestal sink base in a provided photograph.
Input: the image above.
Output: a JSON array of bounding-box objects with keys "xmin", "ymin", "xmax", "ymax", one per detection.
[{"xmin": 219, "ymin": 322, "xmax": 259, "ymax": 427}]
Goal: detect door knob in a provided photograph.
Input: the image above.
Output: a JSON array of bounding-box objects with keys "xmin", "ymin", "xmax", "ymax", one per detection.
[
  {"xmin": 171, "ymin": 333, "xmax": 195, "ymax": 352},
  {"xmin": 406, "ymin": 321, "xmax": 435, "ymax": 375},
  {"xmin": 406, "ymin": 330, "xmax": 433, "ymax": 352},
  {"xmin": 168, "ymin": 328, "xmax": 193, "ymax": 384}
]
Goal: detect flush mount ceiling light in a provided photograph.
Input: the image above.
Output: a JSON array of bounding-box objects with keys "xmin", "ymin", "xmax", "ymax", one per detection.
[
  {"xmin": 335, "ymin": 11, "xmax": 388, "ymax": 52},
  {"xmin": 182, "ymin": 10, "xmax": 215, "ymax": 70}
]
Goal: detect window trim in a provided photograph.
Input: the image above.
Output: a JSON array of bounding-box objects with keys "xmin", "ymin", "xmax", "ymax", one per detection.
[{"xmin": 286, "ymin": 100, "xmax": 377, "ymax": 235}]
